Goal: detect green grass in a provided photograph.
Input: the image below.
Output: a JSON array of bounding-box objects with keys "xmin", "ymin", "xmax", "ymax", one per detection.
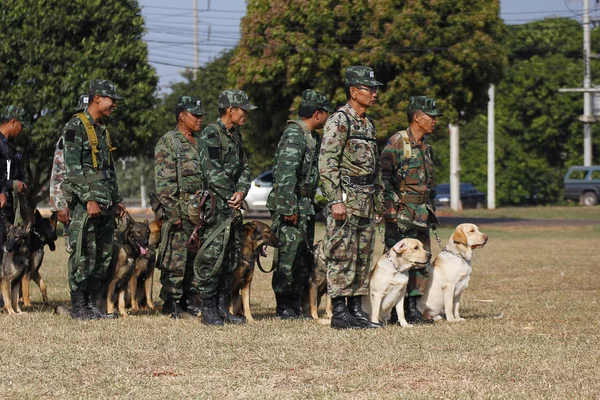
[
  {"xmin": 1, "ymin": 221, "xmax": 600, "ymax": 398},
  {"xmin": 436, "ymin": 205, "xmax": 600, "ymax": 220}
]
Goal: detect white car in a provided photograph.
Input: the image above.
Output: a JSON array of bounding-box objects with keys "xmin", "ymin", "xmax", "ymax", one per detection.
[{"xmin": 243, "ymin": 170, "xmax": 273, "ymax": 212}]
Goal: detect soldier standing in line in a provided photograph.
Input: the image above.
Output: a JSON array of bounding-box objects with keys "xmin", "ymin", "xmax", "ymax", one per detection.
[
  {"xmin": 154, "ymin": 96, "xmax": 206, "ymax": 319},
  {"xmin": 380, "ymin": 96, "xmax": 442, "ymax": 325},
  {"xmin": 50, "ymin": 94, "xmax": 89, "ymax": 253},
  {"xmin": 62, "ymin": 79, "xmax": 126, "ymax": 320},
  {"xmin": 266, "ymin": 89, "xmax": 332, "ymax": 320},
  {"xmin": 318, "ymin": 66, "xmax": 385, "ymax": 330},
  {"xmin": 194, "ymin": 90, "xmax": 255, "ymax": 326}
]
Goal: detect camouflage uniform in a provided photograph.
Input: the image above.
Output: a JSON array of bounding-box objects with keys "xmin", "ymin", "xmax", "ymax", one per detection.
[
  {"xmin": 154, "ymin": 96, "xmax": 205, "ymax": 305},
  {"xmin": 193, "ymin": 90, "xmax": 254, "ymax": 302},
  {"xmin": 266, "ymin": 90, "xmax": 332, "ymax": 315},
  {"xmin": 380, "ymin": 96, "xmax": 443, "ymax": 298},
  {"xmin": 319, "ymin": 69, "xmax": 385, "ymax": 300},
  {"xmin": 62, "ymin": 80, "xmax": 123, "ymax": 294}
]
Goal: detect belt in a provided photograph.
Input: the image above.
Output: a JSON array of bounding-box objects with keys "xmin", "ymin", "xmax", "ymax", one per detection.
[
  {"xmin": 400, "ymin": 192, "xmax": 429, "ymax": 205},
  {"xmin": 344, "ymin": 175, "xmax": 376, "ymax": 185},
  {"xmin": 85, "ymin": 169, "xmax": 113, "ymax": 183}
]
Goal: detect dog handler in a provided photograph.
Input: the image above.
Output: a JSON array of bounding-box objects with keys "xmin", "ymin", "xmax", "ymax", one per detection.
[
  {"xmin": 193, "ymin": 90, "xmax": 255, "ymax": 326},
  {"xmin": 62, "ymin": 79, "xmax": 127, "ymax": 320},
  {"xmin": 266, "ymin": 89, "xmax": 332, "ymax": 319},
  {"xmin": 154, "ymin": 96, "xmax": 206, "ymax": 319},
  {"xmin": 318, "ymin": 66, "xmax": 385, "ymax": 330},
  {"xmin": 380, "ymin": 96, "xmax": 443, "ymax": 324}
]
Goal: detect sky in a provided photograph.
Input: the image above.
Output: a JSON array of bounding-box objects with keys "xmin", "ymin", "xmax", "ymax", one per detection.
[{"xmin": 138, "ymin": 0, "xmax": 597, "ymax": 92}]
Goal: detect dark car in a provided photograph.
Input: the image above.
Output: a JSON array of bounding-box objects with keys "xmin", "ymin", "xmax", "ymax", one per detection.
[
  {"xmin": 563, "ymin": 166, "xmax": 600, "ymax": 206},
  {"xmin": 434, "ymin": 183, "xmax": 486, "ymax": 209}
]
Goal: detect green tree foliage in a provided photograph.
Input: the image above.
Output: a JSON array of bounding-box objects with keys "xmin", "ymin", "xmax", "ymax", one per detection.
[
  {"xmin": 0, "ymin": 0, "xmax": 157, "ymax": 206},
  {"xmin": 229, "ymin": 0, "xmax": 506, "ymax": 174},
  {"xmin": 455, "ymin": 18, "xmax": 600, "ymax": 205}
]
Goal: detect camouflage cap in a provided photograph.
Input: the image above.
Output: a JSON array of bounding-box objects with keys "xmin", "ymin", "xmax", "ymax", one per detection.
[
  {"xmin": 300, "ymin": 89, "xmax": 334, "ymax": 113},
  {"xmin": 407, "ymin": 96, "xmax": 443, "ymax": 117},
  {"xmin": 345, "ymin": 65, "xmax": 383, "ymax": 87},
  {"xmin": 76, "ymin": 94, "xmax": 90, "ymax": 112},
  {"xmin": 89, "ymin": 79, "xmax": 124, "ymax": 100},
  {"xmin": 177, "ymin": 95, "xmax": 205, "ymax": 116},
  {"xmin": 1, "ymin": 105, "xmax": 30, "ymax": 129},
  {"xmin": 218, "ymin": 90, "xmax": 257, "ymax": 111}
]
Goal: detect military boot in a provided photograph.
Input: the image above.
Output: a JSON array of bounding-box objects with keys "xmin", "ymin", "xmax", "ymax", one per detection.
[
  {"xmin": 347, "ymin": 296, "xmax": 382, "ymax": 329},
  {"xmin": 70, "ymin": 291, "xmax": 92, "ymax": 320},
  {"xmin": 275, "ymin": 293, "xmax": 298, "ymax": 320},
  {"xmin": 161, "ymin": 299, "xmax": 186, "ymax": 319},
  {"xmin": 217, "ymin": 291, "xmax": 246, "ymax": 325},
  {"xmin": 179, "ymin": 293, "xmax": 202, "ymax": 317},
  {"xmin": 405, "ymin": 296, "xmax": 434, "ymax": 325},
  {"xmin": 200, "ymin": 295, "xmax": 224, "ymax": 326},
  {"xmin": 86, "ymin": 291, "xmax": 114, "ymax": 319},
  {"xmin": 330, "ymin": 297, "xmax": 364, "ymax": 330}
]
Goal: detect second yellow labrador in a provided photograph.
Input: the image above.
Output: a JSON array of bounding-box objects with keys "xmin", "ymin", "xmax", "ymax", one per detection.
[
  {"xmin": 364, "ymin": 239, "xmax": 431, "ymax": 327},
  {"xmin": 418, "ymin": 223, "xmax": 488, "ymax": 322}
]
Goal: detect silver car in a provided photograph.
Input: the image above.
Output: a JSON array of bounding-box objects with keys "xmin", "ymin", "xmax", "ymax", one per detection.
[{"xmin": 243, "ymin": 170, "xmax": 273, "ymax": 212}]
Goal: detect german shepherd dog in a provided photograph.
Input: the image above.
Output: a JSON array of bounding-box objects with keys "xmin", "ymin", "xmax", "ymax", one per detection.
[
  {"xmin": 231, "ymin": 220, "xmax": 281, "ymax": 322},
  {"xmin": 302, "ymin": 240, "xmax": 332, "ymax": 320},
  {"xmin": 1, "ymin": 222, "xmax": 31, "ymax": 315},
  {"xmin": 21, "ymin": 210, "xmax": 58, "ymax": 307},
  {"xmin": 105, "ymin": 215, "xmax": 150, "ymax": 318}
]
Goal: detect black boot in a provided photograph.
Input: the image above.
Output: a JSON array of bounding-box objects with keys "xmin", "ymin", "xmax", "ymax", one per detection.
[
  {"xmin": 161, "ymin": 299, "xmax": 186, "ymax": 319},
  {"xmin": 217, "ymin": 291, "xmax": 246, "ymax": 325},
  {"xmin": 70, "ymin": 291, "xmax": 92, "ymax": 320},
  {"xmin": 200, "ymin": 295, "xmax": 224, "ymax": 326},
  {"xmin": 405, "ymin": 296, "xmax": 434, "ymax": 325},
  {"xmin": 86, "ymin": 291, "xmax": 114, "ymax": 319},
  {"xmin": 275, "ymin": 293, "xmax": 298, "ymax": 320},
  {"xmin": 179, "ymin": 293, "xmax": 202, "ymax": 317},
  {"xmin": 348, "ymin": 296, "xmax": 382, "ymax": 328},
  {"xmin": 330, "ymin": 297, "xmax": 364, "ymax": 330}
]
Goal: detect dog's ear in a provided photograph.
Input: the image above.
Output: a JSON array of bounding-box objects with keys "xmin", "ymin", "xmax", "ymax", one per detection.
[
  {"xmin": 392, "ymin": 240, "xmax": 408, "ymax": 254},
  {"xmin": 143, "ymin": 219, "xmax": 149, "ymax": 226},
  {"xmin": 251, "ymin": 225, "xmax": 263, "ymax": 241},
  {"xmin": 35, "ymin": 209, "xmax": 43, "ymax": 222},
  {"xmin": 453, "ymin": 226, "xmax": 468, "ymax": 246}
]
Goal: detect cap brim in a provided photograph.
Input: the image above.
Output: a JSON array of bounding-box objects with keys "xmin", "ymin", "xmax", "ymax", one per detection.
[
  {"xmin": 108, "ymin": 94, "xmax": 124, "ymax": 100},
  {"xmin": 21, "ymin": 120, "xmax": 31, "ymax": 129},
  {"xmin": 425, "ymin": 110, "xmax": 443, "ymax": 117},
  {"xmin": 322, "ymin": 105, "xmax": 334, "ymax": 113},
  {"xmin": 361, "ymin": 79, "xmax": 383, "ymax": 87},
  {"xmin": 239, "ymin": 103, "xmax": 257, "ymax": 111}
]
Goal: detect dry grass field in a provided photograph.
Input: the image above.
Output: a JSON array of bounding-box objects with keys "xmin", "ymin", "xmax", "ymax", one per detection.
[{"xmin": 1, "ymin": 220, "xmax": 600, "ymax": 399}]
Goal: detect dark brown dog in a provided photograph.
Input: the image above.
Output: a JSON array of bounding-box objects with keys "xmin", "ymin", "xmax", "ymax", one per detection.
[
  {"xmin": 231, "ymin": 220, "xmax": 281, "ymax": 322},
  {"xmin": 105, "ymin": 216, "xmax": 150, "ymax": 317},
  {"xmin": 301, "ymin": 240, "xmax": 331, "ymax": 320},
  {"xmin": 1, "ymin": 222, "xmax": 31, "ymax": 315}
]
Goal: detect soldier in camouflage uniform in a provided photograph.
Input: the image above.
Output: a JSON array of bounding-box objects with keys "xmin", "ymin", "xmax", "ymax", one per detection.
[
  {"xmin": 62, "ymin": 79, "xmax": 126, "ymax": 320},
  {"xmin": 193, "ymin": 90, "xmax": 255, "ymax": 326},
  {"xmin": 318, "ymin": 66, "xmax": 385, "ymax": 330},
  {"xmin": 266, "ymin": 89, "xmax": 332, "ymax": 320},
  {"xmin": 154, "ymin": 95, "xmax": 205, "ymax": 318},
  {"xmin": 380, "ymin": 96, "xmax": 442, "ymax": 324},
  {"xmin": 50, "ymin": 95, "xmax": 89, "ymax": 254}
]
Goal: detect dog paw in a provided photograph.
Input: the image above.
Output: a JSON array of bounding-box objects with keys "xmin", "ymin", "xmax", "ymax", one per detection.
[{"xmin": 399, "ymin": 323, "xmax": 414, "ymax": 328}]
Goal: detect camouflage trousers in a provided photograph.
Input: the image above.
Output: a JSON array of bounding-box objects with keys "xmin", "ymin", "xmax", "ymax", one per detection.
[
  {"xmin": 324, "ymin": 213, "xmax": 376, "ymax": 298},
  {"xmin": 193, "ymin": 212, "xmax": 242, "ymax": 300},
  {"xmin": 158, "ymin": 219, "xmax": 199, "ymax": 302},
  {"xmin": 270, "ymin": 214, "xmax": 315, "ymax": 295},
  {"xmin": 67, "ymin": 202, "xmax": 116, "ymax": 292},
  {"xmin": 385, "ymin": 222, "xmax": 431, "ymax": 297}
]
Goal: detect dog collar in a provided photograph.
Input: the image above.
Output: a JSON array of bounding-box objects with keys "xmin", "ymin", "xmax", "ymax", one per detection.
[{"xmin": 441, "ymin": 248, "xmax": 467, "ymax": 262}]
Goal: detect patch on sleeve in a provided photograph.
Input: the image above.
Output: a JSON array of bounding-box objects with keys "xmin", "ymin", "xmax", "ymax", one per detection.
[
  {"xmin": 65, "ymin": 129, "xmax": 76, "ymax": 142},
  {"xmin": 208, "ymin": 146, "xmax": 220, "ymax": 160},
  {"xmin": 208, "ymin": 132, "xmax": 217, "ymax": 140}
]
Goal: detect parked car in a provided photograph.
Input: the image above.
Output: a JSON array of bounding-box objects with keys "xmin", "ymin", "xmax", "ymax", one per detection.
[
  {"xmin": 434, "ymin": 183, "xmax": 486, "ymax": 209},
  {"xmin": 243, "ymin": 170, "xmax": 273, "ymax": 212},
  {"xmin": 563, "ymin": 166, "xmax": 600, "ymax": 206}
]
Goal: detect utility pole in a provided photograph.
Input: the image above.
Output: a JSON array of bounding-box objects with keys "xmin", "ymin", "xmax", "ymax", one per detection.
[
  {"xmin": 583, "ymin": 0, "xmax": 593, "ymax": 166},
  {"xmin": 487, "ymin": 84, "xmax": 496, "ymax": 210},
  {"xmin": 193, "ymin": 0, "xmax": 199, "ymax": 73},
  {"xmin": 449, "ymin": 124, "xmax": 461, "ymax": 211}
]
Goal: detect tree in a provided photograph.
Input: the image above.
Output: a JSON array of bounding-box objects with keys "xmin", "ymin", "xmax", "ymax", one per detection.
[
  {"xmin": 229, "ymin": 0, "xmax": 506, "ymax": 174},
  {"xmin": 0, "ymin": 0, "xmax": 158, "ymax": 206}
]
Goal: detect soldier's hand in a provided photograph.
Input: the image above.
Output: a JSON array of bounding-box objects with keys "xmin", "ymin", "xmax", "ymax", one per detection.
[
  {"xmin": 331, "ymin": 202, "xmax": 347, "ymax": 221},
  {"xmin": 228, "ymin": 191, "xmax": 245, "ymax": 210},
  {"xmin": 116, "ymin": 203, "xmax": 127, "ymax": 218},
  {"xmin": 283, "ymin": 214, "xmax": 299, "ymax": 225},
  {"xmin": 0, "ymin": 193, "xmax": 6, "ymax": 208},
  {"xmin": 57, "ymin": 208, "xmax": 70, "ymax": 224},
  {"xmin": 174, "ymin": 218, "xmax": 182, "ymax": 227},
  {"xmin": 375, "ymin": 214, "xmax": 383, "ymax": 224},
  {"xmin": 87, "ymin": 201, "xmax": 101, "ymax": 218},
  {"xmin": 15, "ymin": 180, "xmax": 27, "ymax": 193}
]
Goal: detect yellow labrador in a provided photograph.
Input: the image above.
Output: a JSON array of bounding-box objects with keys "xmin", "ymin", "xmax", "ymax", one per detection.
[
  {"xmin": 418, "ymin": 223, "xmax": 488, "ymax": 322},
  {"xmin": 364, "ymin": 239, "xmax": 431, "ymax": 327}
]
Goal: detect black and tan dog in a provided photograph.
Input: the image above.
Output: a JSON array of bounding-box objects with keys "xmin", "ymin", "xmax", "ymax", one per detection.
[
  {"xmin": 301, "ymin": 240, "xmax": 331, "ymax": 320},
  {"xmin": 105, "ymin": 215, "xmax": 150, "ymax": 318},
  {"xmin": 21, "ymin": 210, "xmax": 58, "ymax": 307},
  {"xmin": 231, "ymin": 220, "xmax": 281, "ymax": 322},
  {"xmin": 1, "ymin": 222, "xmax": 31, "ymax": 315}
]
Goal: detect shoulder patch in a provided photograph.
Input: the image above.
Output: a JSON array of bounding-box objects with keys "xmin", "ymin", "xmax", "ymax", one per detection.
[
  {"xmin": 65, "ymin": 129, "xmax": 76, "ymax": 142},
  {"xmin": 208, "ymin": 132, "xmax": 217, "ymax": 140}
]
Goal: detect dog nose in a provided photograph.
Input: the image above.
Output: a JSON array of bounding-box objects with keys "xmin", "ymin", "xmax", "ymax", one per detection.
[{"xmin": 483, "ymin": 234, "xmax": 488, "ymax": 241}]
